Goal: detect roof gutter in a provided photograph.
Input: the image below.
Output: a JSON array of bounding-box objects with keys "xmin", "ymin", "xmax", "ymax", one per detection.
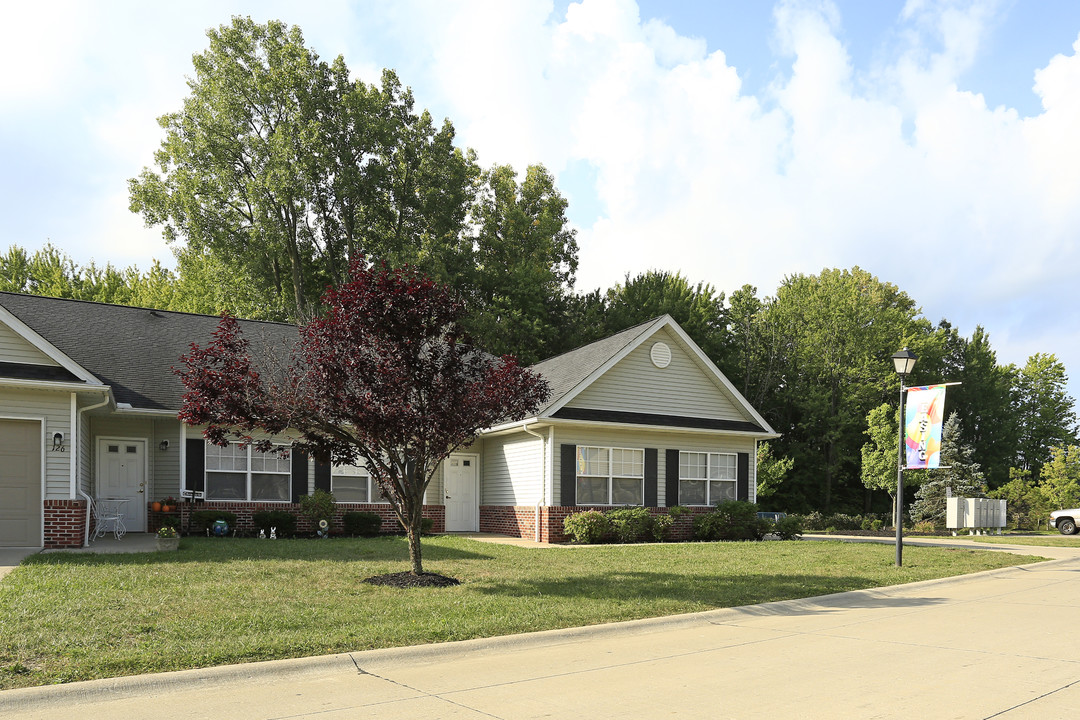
[
  {"xmin": 77, "ymin": 392, "xmax": 113, "ymax": 547},
  {"xmin": 0, "ymin": 377, "xmax": 107, "ymax": 393},
  {"xmin": 522, "ymin": 420, "xmax": 546, "ymax": 543}
]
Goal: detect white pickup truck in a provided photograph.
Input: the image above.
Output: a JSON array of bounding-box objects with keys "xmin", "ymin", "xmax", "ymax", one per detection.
[{"xmin": 1049, "ymin": 509, "xmax": 1079, "ymax": 535}]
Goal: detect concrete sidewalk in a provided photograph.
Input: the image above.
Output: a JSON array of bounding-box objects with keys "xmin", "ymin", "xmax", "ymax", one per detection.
[{"xmin": 4, "ymin": 546, "xmax": 1080, "ymax": 719}]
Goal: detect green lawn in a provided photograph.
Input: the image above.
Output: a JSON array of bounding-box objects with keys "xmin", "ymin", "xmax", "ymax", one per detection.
[
  {"xmin": 966, "ymin": 535, "xmax": 1080, "ymax": 547},
  {"xmin": 0, "ymin": 536, "xmax": 1044, "ymax": 690}
]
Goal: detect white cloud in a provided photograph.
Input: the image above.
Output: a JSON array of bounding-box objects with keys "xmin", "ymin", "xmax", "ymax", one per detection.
[
  {"xmin": 6, "ymin": 0, "xmax": 1078, "ymax": 400},
  {"xmin": 385, "ymin": 0, "xmax": 1080, "ymax": 393}
]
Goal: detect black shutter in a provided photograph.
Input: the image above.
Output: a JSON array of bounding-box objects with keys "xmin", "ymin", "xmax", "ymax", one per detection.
[
  {"xmin": 314, "ymin": 458, "xmax": 331, "ymax": 493},
  {"xmin": 185, "ymin": 438, "xmax": 205, "ymax": 493},
  {"xmin": 737, "ymin": 452, "xmax": 750, "ymax": 501},
  {"xmin": 665, "ymin": 449, "xmax": 680, "ymax": 507},
  {"xmin": 644, "ymin": 448, "xmax": 657, "ymax": 507},
  {"xmin": 560, "ymin": 444, "xmax": 576, "ymax": 507},
  {"xmin": 291, "ymin": 450, "xmax": 309, "ymax": 503}
]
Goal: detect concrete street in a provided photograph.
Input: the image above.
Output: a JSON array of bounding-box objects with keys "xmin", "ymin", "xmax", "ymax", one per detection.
[{"xmin": 2, "ymin": 536, "xmax": 1079, "ymax": 719}]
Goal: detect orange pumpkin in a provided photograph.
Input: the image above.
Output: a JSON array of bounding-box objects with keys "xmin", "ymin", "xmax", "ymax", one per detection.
[{"xmin": 152, "ymin": 502, "xmax": 162, "ymax": 512}]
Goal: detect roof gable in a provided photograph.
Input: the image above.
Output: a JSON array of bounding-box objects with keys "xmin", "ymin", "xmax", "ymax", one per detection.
[
  {"xmin": 531, "ymin": 315, "xmax": 775, "ymax": 435},
  {"xmin": 565, "ymin": 326, "xmax": 745, "ymax": 421},
  {"xmin": 0, "ymin": 303, "xmax": 101, "ymax": 384}
]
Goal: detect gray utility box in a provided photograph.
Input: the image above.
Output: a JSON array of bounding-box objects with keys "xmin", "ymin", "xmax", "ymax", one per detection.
[{"xmin": 946, "ymin": 497, "xmax": 1006, "ymax": 535}]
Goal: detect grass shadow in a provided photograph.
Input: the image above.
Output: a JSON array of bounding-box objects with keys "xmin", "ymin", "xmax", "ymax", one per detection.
[
  {"xmin": 471, "ymin": 569, "xmax": 952, "ymax": 612},
  {"xmin": 22, "ymin": 536, "xmax": 495, "ymax": 568}
]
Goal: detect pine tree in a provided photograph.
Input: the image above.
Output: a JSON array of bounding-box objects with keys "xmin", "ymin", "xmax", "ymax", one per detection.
[{"xmin": 910, "ymin": 413, "xmax": 987, "ymax": 526}]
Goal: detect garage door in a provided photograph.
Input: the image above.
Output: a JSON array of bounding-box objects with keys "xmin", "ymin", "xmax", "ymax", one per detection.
[{"xmin": 0, "ymin": 420, "xmax": 42, "ymax": 547}]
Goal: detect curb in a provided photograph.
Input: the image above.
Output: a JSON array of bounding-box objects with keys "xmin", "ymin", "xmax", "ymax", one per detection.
[{"xmin": 4, "ymin": 553, "xmax": 1074, "ymax": 712}]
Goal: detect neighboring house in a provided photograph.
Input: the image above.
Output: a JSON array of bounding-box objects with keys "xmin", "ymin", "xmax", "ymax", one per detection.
[{"xmin": 0, "ymin": 292, "xmax": 778, "ymax": 548}]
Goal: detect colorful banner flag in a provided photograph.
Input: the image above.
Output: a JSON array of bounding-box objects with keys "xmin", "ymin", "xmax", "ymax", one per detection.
[{"xmin": 904, "ymin": 385, "xmax": 947, "ymax": 469}]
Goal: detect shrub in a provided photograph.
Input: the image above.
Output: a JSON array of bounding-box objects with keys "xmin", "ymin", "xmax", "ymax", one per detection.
[
  {"xmin": 606, "ymin": 507, "xmax": 655, "ymax": 543},
  {"xmin": 253, "ymin": 510, "xmax": 298, "ymax": 537},
  {"xmin": 652, "ymin": 513, "xmax": 675, "ymax": 541},
  {"xmin": 190, "ymin": 510, "xmax": 237, "ymax": 532},
  {"xmin": 912, "ymin": 520, "xmax": 938, "ymax": 534},
  {"xmin": 772, "ymin": 515, "xmax": 804, "ymax": 540},
  {"xmin": 693, "ymin": 501, "xmax": 771, "ymax": 541},
  {"xmin": 824, "ymin": 513, "xmax": 861, "ymax": 531},
  {"xmin": 343, "ymin": 511, "xmax": 382, "ymax": 536},
  {"xmin": 563, "ymin": 510, "xmax": 611, "ymax": 544},
  {"xmin": 299, "ymin": 489, "xmax": 336, "ymax": 533},
  {"xmin": 799, "ymin": 511, "xmax": 827, "ymax": 531}
]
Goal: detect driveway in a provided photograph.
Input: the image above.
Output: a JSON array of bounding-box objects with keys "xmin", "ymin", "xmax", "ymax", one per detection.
[
  {"xmin": 0, "ymin": 547, "xmax": 37, "ymax": 582},
  {"xmin": 3, "ymin": 538, "xmax": 1080, "ymax": 719}
]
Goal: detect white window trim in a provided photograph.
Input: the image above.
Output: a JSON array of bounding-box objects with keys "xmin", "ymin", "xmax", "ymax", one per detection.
[
  {"xmin": 330, "ymin": 462, "xmax": 390, "ymax": 504},
  {"xmin": 679, "ymin": 451, "xmax": 738, "ymax": 506},
  {"xmin": 576, "ymin": 445, "xmax": 645, "ymax": 506},
  {"xmin": 204, "ymin": 441, "xmax": 293, "ymax": 503}
]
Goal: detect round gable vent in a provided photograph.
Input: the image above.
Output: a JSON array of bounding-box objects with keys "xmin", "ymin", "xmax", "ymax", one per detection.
[{"xmin": 650, "ymin": 342, "xmax": 672, "ymax": 368}]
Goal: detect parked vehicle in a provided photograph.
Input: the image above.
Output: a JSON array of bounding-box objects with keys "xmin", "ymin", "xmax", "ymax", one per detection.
[{"xmin": 1049, "ymin": 509, "xmax": 1080, "ymax": 535}]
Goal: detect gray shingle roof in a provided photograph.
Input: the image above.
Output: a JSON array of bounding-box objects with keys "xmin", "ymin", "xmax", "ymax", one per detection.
[
  {"xmin": 529, "ymin": 318, "xmax": 661, "ymax": 414},
  {"xmin": 0, "ymin": 292, "xmax": 296, "ymax": 410}
]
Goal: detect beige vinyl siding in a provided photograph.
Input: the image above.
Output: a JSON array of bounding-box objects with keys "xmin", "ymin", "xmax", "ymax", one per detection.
[
  {"xmin": 565, "ymin": 327, "xmax": 744, "ymax": 421},
  {"xmin": 90, "ymin": 416, "xmax": 183, "ymax": 499},
  {"xmin": 481, "ymin": 433, "xmax": 542, "ymax": 505},
  {"xmin": 0, "ymin": 388, "xmax": 70, "ymax": 498},
  {"xmin": 152, "ymin": 419, "xmax": 182, "ymax": 498},
  {"xmin": 551, "ymin": 426, "xmax": 755, "ymax": 506},
  {"xmin": 76, "ymin": 398, "xmax": 93, "ymax": 494},
  {"xmin": 0, "ymin": 322, "xmax": 58, "ymax": 366}
]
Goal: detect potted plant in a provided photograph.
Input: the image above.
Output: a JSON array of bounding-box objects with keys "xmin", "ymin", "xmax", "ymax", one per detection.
[
  {"xmin": 161, "ymin": 496, "xmax": 177, "ymax": 512},
  {"xmin": 156, "ymin": 525, "xmax": 180, "ymax": 551}
]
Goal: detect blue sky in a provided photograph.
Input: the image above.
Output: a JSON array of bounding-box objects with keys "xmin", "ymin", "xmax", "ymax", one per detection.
[{"xmin": 2, "ymin": 0, "xmax": 1080, "ymax": 409}]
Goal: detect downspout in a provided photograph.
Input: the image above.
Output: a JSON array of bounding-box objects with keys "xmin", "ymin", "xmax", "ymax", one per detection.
[
  {"xmin": 522, "ymin": 421, "xmax": 546, "ymax": 542},
  {"xmin": 77, "ymin": 393, "xmax": 112, "ymax": 547}
]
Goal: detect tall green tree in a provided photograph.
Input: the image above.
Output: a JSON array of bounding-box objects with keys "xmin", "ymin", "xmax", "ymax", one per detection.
[
  {"xmin": 909, "ymin": 413, "xmax": 987, "ymax": 527},
  {"xmin": 0, "ymin": 244, "xmax": 191, "ymax": 312},
  {"xmin": 596, "ymin": 270, "xmax": 729, "ymax": 368},
  {"xmin": 129, "ymin": 18, "xmax": 477, "ymax": 320},
  {"xmin": 989, "ymin": 468, "xmax": 1048, "ymax": 529},
  {"xmin": 755, "ymin": 441, "xmax": 794, "ymax": 501},
  {"xmin": 1039, "ymin": 445, "xmax": 1080, "ymax": 510},
  {"xmin": 860, "ymin": 403, "xmax": 929, "ymax": 523},
  {"xmin": 762, "ymin": 267, "xmax": 937, "ymax": 512},
  {"xmin": 465, "ymin": 164, "xmax": 578, "ymax": 364},
  {"xmin": 935, "ymin": 323, "xmax": 1017, "ymax": 487},
  {"xmin": 1013, "ymin": 353, "xmax": 1078, "ymax": 477}
]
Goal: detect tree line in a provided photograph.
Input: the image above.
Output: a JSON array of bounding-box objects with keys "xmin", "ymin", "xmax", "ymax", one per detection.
[{"xmin": 4, "ymin": 17, "xmax": 1075, "ymax": 516}]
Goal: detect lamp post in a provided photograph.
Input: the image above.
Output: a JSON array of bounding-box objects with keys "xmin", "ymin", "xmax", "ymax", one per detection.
[{"xmin": 891, "ymin": 348, "xmax": 917, "ymax": 567}]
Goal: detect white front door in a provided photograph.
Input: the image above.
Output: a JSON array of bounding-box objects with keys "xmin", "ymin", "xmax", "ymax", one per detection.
[
  {"xmin": 97, "ymin": 438, "xmax": 147, "ymax": 532},
  {"xmin": 444, "ymin": 453, "xmax": 478, "ymax": 532}
]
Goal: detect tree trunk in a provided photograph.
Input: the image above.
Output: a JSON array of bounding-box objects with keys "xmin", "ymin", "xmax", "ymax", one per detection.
[{"xmin": 407, "ymin": 524, "xmax": 423, "ymax": 575}]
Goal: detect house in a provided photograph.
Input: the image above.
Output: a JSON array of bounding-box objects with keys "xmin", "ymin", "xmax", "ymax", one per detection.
[{"xmin": 0, "ymin": 292, "xmax": 777, "ymax": 548}]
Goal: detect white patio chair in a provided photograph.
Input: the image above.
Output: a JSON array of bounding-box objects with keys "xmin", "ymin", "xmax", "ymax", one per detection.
[{"xmin": 90, "ymin": 497, "xmax": 126, "ymax": 541}]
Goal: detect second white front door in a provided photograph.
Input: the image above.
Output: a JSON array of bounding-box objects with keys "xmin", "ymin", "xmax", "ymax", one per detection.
[
  {"xmin": 97, "ymin": 438, "xmax": 147, "ymax": 532},
  {"xmin": 444, "ymin": 453, "xmax": 478, "ymax": 532}
]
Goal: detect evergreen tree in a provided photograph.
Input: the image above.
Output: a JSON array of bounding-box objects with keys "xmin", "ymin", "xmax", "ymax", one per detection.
[{"xmin": 910, "ymin": 413, "xmax": 987, "ymax": 527}]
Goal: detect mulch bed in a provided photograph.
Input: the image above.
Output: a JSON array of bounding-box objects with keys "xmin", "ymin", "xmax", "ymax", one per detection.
[{"xmin": 362, "ymin": 572, "xmax": 461, "ymax": 588}]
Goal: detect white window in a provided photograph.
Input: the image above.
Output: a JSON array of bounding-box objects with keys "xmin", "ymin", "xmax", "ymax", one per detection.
[
  {"xmin": 331, "ymin": 462, "xmax": 387, "ymax": 503},
  {"xmin": 205, "ymin": 442, "xmax": 292, "ymax": 501},
  {"xmin": 679, "ymin": 451, "xmax": 737, "ymax": 506},
  {"xmin": 576, "ymin": 446, "xmax": 644, "ymax": 505}
]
